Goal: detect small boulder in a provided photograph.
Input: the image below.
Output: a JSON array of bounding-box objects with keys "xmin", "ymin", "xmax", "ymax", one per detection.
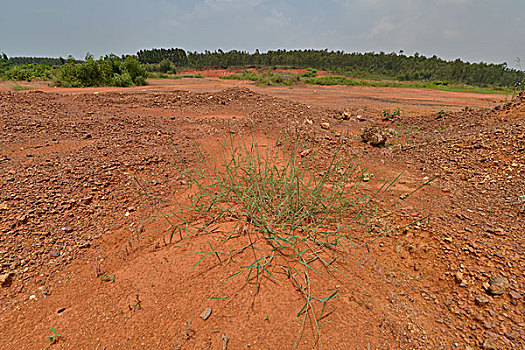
[
  {"xmin": 361, "ymin": 127, "xmax": 387, "ymax": 146},
  {"xmin": 487, "ymin": 276, "xmax": 509, "ymax": 295}
]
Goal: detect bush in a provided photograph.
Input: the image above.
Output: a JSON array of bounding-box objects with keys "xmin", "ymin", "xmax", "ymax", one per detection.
[
  {"xmin": 299, "ymin": 68, "xmax": 318, "ymax": 78},
  {"xmin": 2, "ymin": 63, "xmax": 52, "ymax": 81},
  {"xmin": 221, "ymin": 70, "xmax": 299, "ymax": 86},
  {"xmin": 158, "ymin": 59, "xmax": 175, "ymax": 74},
  {"xmin": 53, "ymin": 54, "xmax": 147, "ymax": 87},
  {"xmin": 256, "ymin": 72, "xmax": 299, "ymax": 86},
  {"xmin": 122, "ymin": 56, "xmax": 147, "ymax": 85}
]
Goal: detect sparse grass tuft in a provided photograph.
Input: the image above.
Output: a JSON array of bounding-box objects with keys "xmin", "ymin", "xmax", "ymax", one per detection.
[
  {"xmin": 151, "ymin": 133, "xmax": 430, "ymax": 348},
  {"xmin": 128, "ymin": 132, "xmax": 433, "ymax": 348},
  {"xmin": 10, "ymin": 83, "xmax": 36, "ymax": 91}
]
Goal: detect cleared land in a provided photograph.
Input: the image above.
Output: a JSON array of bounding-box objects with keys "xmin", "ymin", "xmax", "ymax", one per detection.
[{"xmin": 0, "ymin": 77, "xmax": 523, "ymax": 349}]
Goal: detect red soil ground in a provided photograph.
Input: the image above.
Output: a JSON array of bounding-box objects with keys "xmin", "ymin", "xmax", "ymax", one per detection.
[{"xmin": 0, "ymin": 77, "xmax": 523, "ymax": 349}]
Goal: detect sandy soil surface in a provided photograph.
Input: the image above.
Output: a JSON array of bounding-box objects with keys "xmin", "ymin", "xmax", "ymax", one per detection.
[{"xmin": 0, "ymin": 78, "xmax": 523, "ymax": 349}]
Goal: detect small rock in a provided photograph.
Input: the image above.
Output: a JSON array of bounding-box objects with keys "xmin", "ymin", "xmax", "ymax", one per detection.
[
  {"xmin": 77, "ymin": 242, "xmax": 91, "ymax": 249},
  {"xmin": 81, "ymin": 196, "xmax": 93, "ymax": 205},
  {"xmin": 482, "ymin": 338, "xmax": 498, "ymax": 350},
  {"xmin": 488, "ymin": 276, "xmax": 509, "ymax": 295},
  {"xmin": 475, "ymin": 295, "xmax": 490, "ymax": 305},
  {"xmin": 0, "ymin": 272, "xmax": 14, "ymax": 287},
  {"xmin": 341, "ymin": 111, "xmax": 351, "ymax": 120},
  {"xmin": 454, "ymin": 272, "xmax": 467, "ymax": 287},
  {"xmin": 455, "ymin": 272, "xmax": 464, "ymax": 283},
  {"xmin": 199, "ymin": 307, "xmax": 212, "ymax": 320},
  {"xmin": 361, "ymin": 127, "xmax": 387, "ymax": 146},
  {"xmin": 509, "ymin": 291, "xmax": 522, "ymax": 299},
  {"xmin": 17, "ymin": 215, "xmax": 28, "ymax": 225},
  {"xmin": 483, "ymin": 321, "xmax": 494, "ymax": 329},
  {"xmin": 321, "ymin": 122, "xmax": 330, "ymax": 130},
  {"xmin": 356, "ymin": 115, "xmax": 365, "ymax": 121},
  {"xmin": 221, "ymin": 334, "xmax": 229, "ymax": 350},
  {"xmin": 29, "ymin": 295, "xmax": 37, "ymax": 301},
  {"xmin": 300, "ymin": 149, "xmax": 311, "ymax": 157},
  {"xmin": 0, "ymin": 203, "xmax": 8, "ymax": 210},
  {"xmin": 361, "ymin": 173, "xmax": 373, "ymax": 182}
]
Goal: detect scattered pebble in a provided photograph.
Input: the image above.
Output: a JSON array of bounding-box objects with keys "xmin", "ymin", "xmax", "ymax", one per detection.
[{"xmin": 200, "ymin": 307, "xmax": 212, "ymax": 320}]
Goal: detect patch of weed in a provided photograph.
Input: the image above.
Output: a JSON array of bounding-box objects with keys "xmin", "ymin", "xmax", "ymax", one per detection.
[
  {"xmin": 100, "ymin": 273, "xmax": 115, "ymax": 282},
  {"xmin": 153, "ymin": 133, "xmax": 432, "ymax": 347},
  {"xmin": 10, "ymin": 83, "xmax": 36, "ymax": 91},
  {"xmin": 45, "ymin": 328, "xmax": 61, "ymax": 344}
]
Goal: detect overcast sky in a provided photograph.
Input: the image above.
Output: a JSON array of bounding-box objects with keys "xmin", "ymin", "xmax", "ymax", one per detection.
[{"xmin": 1, "ymin": 0, "xmax": 524, "ymax": 67}]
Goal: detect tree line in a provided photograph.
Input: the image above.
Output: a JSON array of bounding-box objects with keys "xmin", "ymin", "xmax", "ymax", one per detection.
[
  {"xmin": 7, "ymin": 56, "xmax": 65, "ymax": 66},
  {"xmin": 136, "ymin": 48, "xmax": 525, "ymax": 88},
  {"xmin": 2, "ymin": 48, "xmax": 524, "ymax": 88}
]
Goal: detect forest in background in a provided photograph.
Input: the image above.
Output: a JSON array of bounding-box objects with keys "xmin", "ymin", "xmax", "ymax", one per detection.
[
  {"xmin": 2, "ymin": 48, "xmax": 524, "ymax": 89},
  {"xmin": 136, "ymin": 48, "xmax": 525, "ymax": 88}
]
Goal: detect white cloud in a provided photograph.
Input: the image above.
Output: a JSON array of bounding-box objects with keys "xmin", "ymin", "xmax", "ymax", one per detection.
[
  {"xmin": 361, "ymin": 16, "xmax": 396, "ymax": 39},
  {"xmin": 195, "ymin": 0, "xmax": 264, "ymax": 14},
  {"xmin": 262, "ymin": 8, "xmax": 291, "ymax": 28},
  {"xmin": 442, "ymin": 29, "xmax": 461, "ymax": 40}
]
